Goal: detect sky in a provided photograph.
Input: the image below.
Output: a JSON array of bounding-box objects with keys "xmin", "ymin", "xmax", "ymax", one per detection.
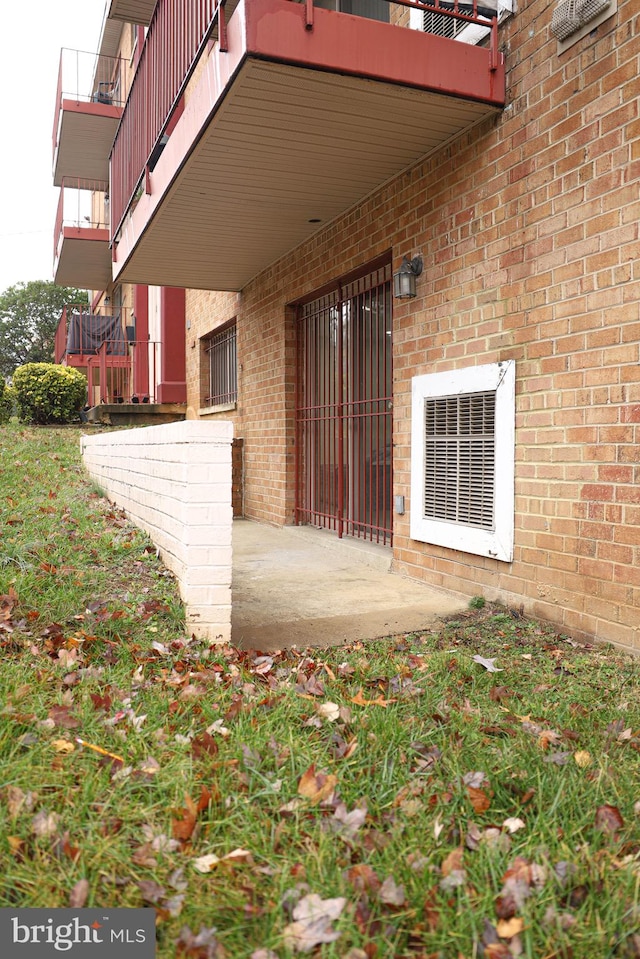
[{"xmin": 0, "ymin": 1, "xmax": 105, "ymax": 294}]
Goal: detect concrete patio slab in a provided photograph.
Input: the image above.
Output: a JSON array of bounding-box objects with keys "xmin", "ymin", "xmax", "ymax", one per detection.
[{"xmin": 231, "ymin": 520, "xmax": 468, "ymax": 650}]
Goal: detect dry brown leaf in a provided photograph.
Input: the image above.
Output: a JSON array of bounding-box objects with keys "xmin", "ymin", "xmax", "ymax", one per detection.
[
  {"xmin": 6, "ymin": 786, "xmax": 38, "ymax": 818},
  {"xmin": 574, "ymin": 750, "xmax": 592, "ymax": 768},
  {"xmin": 68, "ymin": 878, "xmax": 89, "ymax": 908},
  {"xmin": 496, "ymin": 916, "xmax": 524, "ymax": 939},
  {"xmin": 7, "ymin": 836, "xmax": 24, "ymax": 857},
  {"xmin": 298, "ymin": 764, "xmax": 337, "ymax": 804},
  {"xmin": 595, "ymin": 803, "xmax": 624, "ymax": 835},
  {"xmin": 282, "ymin": 893, "xmax": 346, "ymax": 953},
  {"xmin": 31, "ymin": 810, "xmax": 60, "ymax": 838},
  {"xmin": 172, "ymin": 786, "xmax": 212, "ymax": 842},
  {"xmin": 378, "ymin": 875, "xmax": 406, "ymax": 907},
  {"xmin": 344, "ymin": 863, "xmax": 381, "ymax": 894},
  {"xmin": 191, "ymin": 847, "xmax": 253, "ymax": 874},
  {"xmin": 537, "ymin": 730, "xmax": 562, "ymax": 750},
  {"xmin": 467, "ymin": 786, "xmax": 492, "ymax": 813},
  {"xmin": 350, "ymin": 688, "xmax": 396, "ymax": 708},
  {"xmin": 441, "ymin": 847, "xmax": 464, "ymax": 876}
]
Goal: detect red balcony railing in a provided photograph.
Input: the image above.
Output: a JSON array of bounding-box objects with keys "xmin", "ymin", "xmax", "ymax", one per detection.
[
  {"xmin": 55, "ymin": 305, "xmax": 159, "ymax": 405},
  {"xmin": 55, "ymin": 303, "xmax": 133, "ymax": 362},
  {"xmin": 54, "ymin": 178, "xmax": 109, "ymax": 259},
  {"xmin": 52, "ymin": 48, "xmax": 127, "ymax": 155},
  {"xmin": 110, "ymin": 0, "xmax": 224, "ymax": 237},
  {"xmin": 110, "ymin": 0, "xmax": 498, "ymax": 237},
  {"xmin": 87, "ymin": 340, "xmax": 160, "ymax": 405}
]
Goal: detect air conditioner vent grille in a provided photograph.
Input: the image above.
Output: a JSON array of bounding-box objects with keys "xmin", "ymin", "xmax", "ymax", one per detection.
[{"xmin": 551, "ymin": 0, "xmax": 611, "ymax": 41}]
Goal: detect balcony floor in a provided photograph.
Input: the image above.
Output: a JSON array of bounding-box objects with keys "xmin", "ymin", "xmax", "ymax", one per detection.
[
  {"xmin": 113, "ymin": 0, "xmax": 504, "ymax": 291},
  {"xmin": 54, "ymin": 101, "xmax": 122, "ymax": 186},
  {"xmin": 54, "ymin": 227, "xmax": 111, "ymax": 290}
]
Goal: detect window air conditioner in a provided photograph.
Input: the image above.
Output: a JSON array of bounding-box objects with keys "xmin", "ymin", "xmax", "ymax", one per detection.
[{"xmin": 411, "ymin": 0, "xmax": 512, "ymax": 45}]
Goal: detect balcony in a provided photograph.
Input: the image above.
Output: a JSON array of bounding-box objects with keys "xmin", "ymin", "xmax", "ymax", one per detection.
[
  {"xmin": 111, "ymin": 0, "xmax": 505, "ymax": 292},
  {"xmin": 53, "ymin": 178, "xmax": 111, "ymax": 290},
  {"xmin": 53, "ymin": 49, "xmax": 126, "ymax": 185},
  {"xmin": 107, "ymin": 0, "xmax": 157, "ymax": 25},
  {"xmin": 54, "ymin": 304, "xmax": 160, "ymax": 405}
]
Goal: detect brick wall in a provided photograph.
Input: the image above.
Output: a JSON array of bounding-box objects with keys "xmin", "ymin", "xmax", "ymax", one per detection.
[
  {"xmin": 184, "ymin": 0, "xmax": 640, "ymax": 652},
  {"xmin": 81, "ymin": 421, "xmax": 233, "ymax": 643}
]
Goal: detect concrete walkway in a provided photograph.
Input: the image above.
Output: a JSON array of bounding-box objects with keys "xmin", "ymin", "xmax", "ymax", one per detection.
[{"xmin": 231, "ymin": 520, "xmax": 468, "ymax": 650}]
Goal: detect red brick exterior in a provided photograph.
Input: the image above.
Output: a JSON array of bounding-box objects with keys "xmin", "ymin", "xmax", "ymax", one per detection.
[{"xmin": 186, "ymin": 0, "xmax": 640, "ymax": 652}]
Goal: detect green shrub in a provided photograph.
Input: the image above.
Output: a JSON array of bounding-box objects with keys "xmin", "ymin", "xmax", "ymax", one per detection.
[
  {"xmin": 0, "ymin": 382, "xmax": 16, "ymax": 423},
  {"xmin": 12, "ymin": 363, "xmax": 87, "ymax": 425},
  {"xmin": 469, "ymin": 595, "xmax": 486, "ymax": 610}
]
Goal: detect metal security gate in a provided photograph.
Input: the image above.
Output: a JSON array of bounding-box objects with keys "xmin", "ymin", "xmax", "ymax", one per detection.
[{"xmin": 296, "ymin": 262, "xmax": 393, "ymax": 545}]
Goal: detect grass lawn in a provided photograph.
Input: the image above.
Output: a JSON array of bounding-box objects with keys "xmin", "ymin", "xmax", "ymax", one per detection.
[{"xmin": 0, "ymin": 422, "xmax": 638, "ymax": 959}]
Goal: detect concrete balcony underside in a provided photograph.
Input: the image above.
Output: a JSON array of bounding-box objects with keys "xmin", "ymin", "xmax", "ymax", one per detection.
[
  {"xmin": 54, "ymin": 228, "xmax": 112, "ymax": 290},
  {"xmin": 113, "ymin": 0, "xmax": 505, "ymax": 291},
  {"xmin": 107, "ymin": 0, "xmax": 156, "ymax": 25},
  {"xmin": 54, "ymin": 101, "xmax": 122, "ymax": 186}
]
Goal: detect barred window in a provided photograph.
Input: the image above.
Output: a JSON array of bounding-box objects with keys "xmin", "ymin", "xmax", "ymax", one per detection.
[{"xmin": 202, "ymin": 321, "xmax": 237, "ymax": 407}]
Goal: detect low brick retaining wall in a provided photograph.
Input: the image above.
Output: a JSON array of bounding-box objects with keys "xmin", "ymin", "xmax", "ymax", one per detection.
[{"xmin": 81, "ymin": 421, "xmax": 233, "ymax": 642}]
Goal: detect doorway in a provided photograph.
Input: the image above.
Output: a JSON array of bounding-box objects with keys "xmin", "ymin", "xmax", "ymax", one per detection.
[{"xmin": 296, "ymin": 261, "xmax": 393, "ymax": 545}]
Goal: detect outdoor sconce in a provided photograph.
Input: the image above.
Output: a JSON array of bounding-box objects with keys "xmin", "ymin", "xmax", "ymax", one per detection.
[{"xmin": 393, "ymin": 255, "xmax": 423, "ymax": 299}]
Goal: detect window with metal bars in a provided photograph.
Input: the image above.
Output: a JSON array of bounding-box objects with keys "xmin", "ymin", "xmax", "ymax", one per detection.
[
  {"xmin": 202, "ymin": 321, "xmax": 237, "ymax": 407},
  {"xmin": 410, "ymin": 361, "xmax": 515, "ymax": 561}
]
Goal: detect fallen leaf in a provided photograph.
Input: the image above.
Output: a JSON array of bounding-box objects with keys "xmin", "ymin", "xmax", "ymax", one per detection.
[
  {"xmin": 496, "ymin": 916, "xmax": 525, "ymax": 939},
  {"xmin": 595, "ymin": 804, "xmax": 624, "ymax": 836},
  {"xmin": 378, "ymin": 875, "xmax": 406, "ymax": 907},
  {"xmin": 297, "ymin": 765, "xmax": 337, "ymax": 804},
  {"xmin": 282, "ymin": 894, "xmax": 346, "ymax": 953},
  {"xmin": 175, "ymin": 924, "xmax": 223, "ymax": 958},
  {"xmin": 463, "ymin": 770, "xmax": 489, "ymax": 788},
  {"xmin": 48, "ymin": 705, "xmax": 80, "ymax": 728},
  {"xmin": 538, "ymin": 730, "xmax": 562, "ymax": 750},
  {"xmin": 31, "ymin": 810, "xmax": 60, "ymax": 838},
  {"xmin": 350, "ymin": 688, "xmax": 396, "ymax": 707},
  {"xmin": 574, "ymin": 750, "xmax": 592, "ymax": 768},
  {"xmin": 473, "ymin": 655, "xmax": 503, "ymax": 673},
  {"xmin": 6, "ymin": 786, "xmax": 38, "ymax": 818},
  {"xmin": 191, "ymin": 733, "xmax": 219, "ymax": 759},
  {"xmin": 68, "ymin": 879, "xmax": 89, "ymax": 908},
  {"xmin": 467, "ymin": 786, "xmax": 492, "ymax": 813},
  {"xmin": 344, "ymin": 863, "xmax": 381, "ymax": 894},
  {"xmin": 330, "ymin": 801, "xmax": 367, "ymax": 842},
  {"xmin": 8, "ymin": 836, "xmax": 24, "ymax": 858},
  {"xmin": 503, "ymin": 817, "xmax": 526, "ymax": 834},
  {"xmin": 192, "ymin": 848, "xmax": 253, "ymax": 873},
  {"xmin": 172, "ymin": 787, "xmax": 212, "ymax": 843},
  {"xmin": 317, "ymin": 702, "xmax": 340, "ymax": 722},
  {"xmin": 138, "ymin": 880, "xmax": 167, "ymax": 903},
  {"xmin": 441, "ymin": 847, "xmax": 464, "ymax": 876}
]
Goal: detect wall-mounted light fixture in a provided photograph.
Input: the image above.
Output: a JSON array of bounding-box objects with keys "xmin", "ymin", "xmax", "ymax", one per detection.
[{"xmin": 393, "ymin": 255, "xmax": 423, "ymax": 299}]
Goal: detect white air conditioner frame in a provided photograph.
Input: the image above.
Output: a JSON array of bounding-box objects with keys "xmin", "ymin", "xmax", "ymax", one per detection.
[{"xmin": 409, "ymin": 0, "xmax": 513, "ymax": 45}]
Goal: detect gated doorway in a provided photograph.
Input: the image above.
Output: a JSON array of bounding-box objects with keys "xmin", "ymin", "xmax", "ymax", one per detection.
[{"xmin": 295, "ymin": 261, "xmax": 393, "ymax": 545}]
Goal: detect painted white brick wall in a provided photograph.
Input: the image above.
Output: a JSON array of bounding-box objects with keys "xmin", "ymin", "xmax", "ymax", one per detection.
[{"xmin": 81, "ymin": 421, "xmax": 233, "ymax": 643}]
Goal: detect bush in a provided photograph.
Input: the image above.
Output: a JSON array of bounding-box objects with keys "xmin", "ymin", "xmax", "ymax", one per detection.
[
  {"xmin": 12, "ymin": 363, "xmax": 87, "ymax": 425},
  {"xmin": 0, "ymin": 381, "xmax": 16, "ymax": 423}
]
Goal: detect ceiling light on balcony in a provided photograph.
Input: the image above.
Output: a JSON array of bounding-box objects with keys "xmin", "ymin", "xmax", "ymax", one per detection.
[{"xmin": 393, "ymin": 255, "xmax": 423, "ymax": 299}]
